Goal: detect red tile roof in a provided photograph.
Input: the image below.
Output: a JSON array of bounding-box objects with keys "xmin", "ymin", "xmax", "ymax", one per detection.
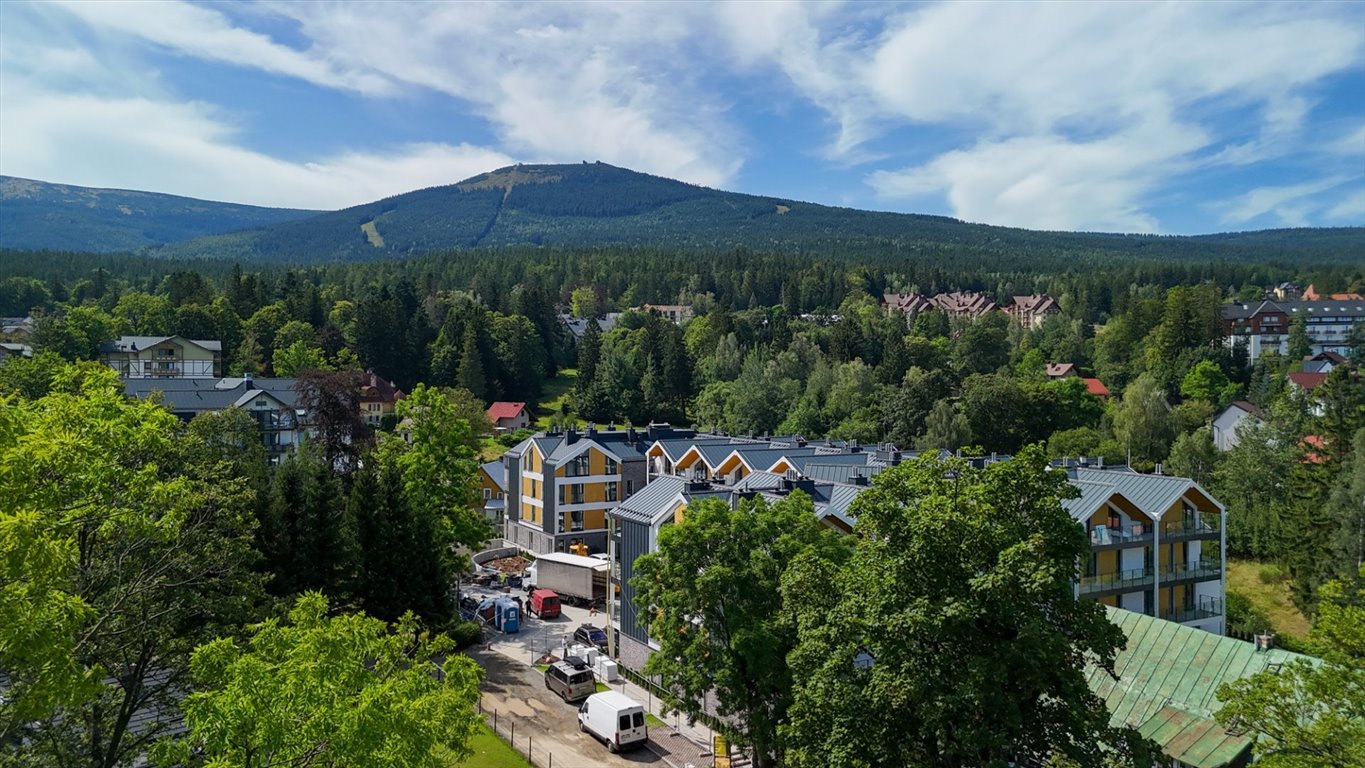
[
  {"xmin": 1287, "ymin": 372, "xmax": 1328, "ymax": 391},
  {"xmin": 486, "ymin": 401, "xmax": 527, "ymax": 420},
  {"xmin": 1082, "ymin": 377, "xmax": 1110, "ymax": 397}
]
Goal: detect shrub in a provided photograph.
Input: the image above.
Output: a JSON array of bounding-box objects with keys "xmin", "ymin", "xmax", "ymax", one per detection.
[
  {"xmin": 1226, "ymin": 591, "xmax": 1271, "ymax": 636},
  {"xmin": 445, "ymin": 620, "xmax": 484, "ymax": 649},
  {"xmin": 1258, "ymin": 564, "xmax": 1286, "ymax": 584}
]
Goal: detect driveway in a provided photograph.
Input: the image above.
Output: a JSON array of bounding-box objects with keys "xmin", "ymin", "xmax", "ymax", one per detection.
[{"xmin": 473, "ymin": 648, "xmax": 663, "ymax": 768}]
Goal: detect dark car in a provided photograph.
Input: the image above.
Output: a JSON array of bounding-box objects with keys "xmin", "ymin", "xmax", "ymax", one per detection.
[{"xmin": 574, "ymin": 623, "xmax": 609, "ymax": 650}]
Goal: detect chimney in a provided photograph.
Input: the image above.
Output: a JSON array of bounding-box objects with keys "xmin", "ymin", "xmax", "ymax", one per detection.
[
  {"xmin": 627, "ymin": 426, "xmax": 638, "ymax": 443},
  {"xmin": 585, "ymin": 423, "xmax": 597, "ymax": 437},
  {"xmin": 1097, "ymin": 456, "xmax": 1104, "ymax": 469},
  {"xmin": 244, "ymin": 371, "xmax": 253, "ymax": 383},
  {"xmin": 1254, "ymin": 632, "xmax": 1275, "ymax": 652},
  {"xmin": 565, "ymin": 426, "xmax": 578, "ymax": 446},
  {"xmin": 1154, "ymin": 463, "xmax": 1163, "ymax": 475},
  {"xmin": 852, "ymin": 472, "xmax": 868, "ymax": 486}
]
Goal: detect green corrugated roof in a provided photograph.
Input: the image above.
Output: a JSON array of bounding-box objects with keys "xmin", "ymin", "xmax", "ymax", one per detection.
[{"xmin": 1091, "ymin": 607, "xmax": 1317, "ymax": 767}]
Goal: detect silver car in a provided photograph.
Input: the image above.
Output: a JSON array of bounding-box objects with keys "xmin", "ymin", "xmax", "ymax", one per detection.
[{"xmin": 545, "ymin": 657, "xmax": 595, "ymax": 702}]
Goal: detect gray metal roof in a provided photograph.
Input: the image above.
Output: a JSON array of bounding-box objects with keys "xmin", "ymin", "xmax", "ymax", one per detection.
[
  {"xmin": 612, "ymin": 476, "xmax": 688, "ymax": 525},
  {"xmin": 124, "ymin": 377, "xmax": 299, "ymax": 412},
  {"xmin": 99, "ymin": 335, "xmax": 222, "ymax": 353},
  {"xmin": 481, "ymin": 461, "xmax": 506, "ymax": 491},
  {"xmin": 800, "ymin": 462, "xmax": 887, "ymax": 485},
  {"xmin": 1073, "ymin": 467, "xmax": 1218, "ymax": 518}
]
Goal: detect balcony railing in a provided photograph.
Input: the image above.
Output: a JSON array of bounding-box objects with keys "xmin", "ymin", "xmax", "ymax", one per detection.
[
  {"xmin": 1079, "ymin": 567, "xmax": 1153, "ymax": 595},
  {"xmin": 1160, "ymin": 558, "xmax": 1222, "ymax": 582},
  {"xmin": 1161, "ymin": 597, "xmax": 1224, "ymax": 624},
  {"xmin": 1161, "ymin": 517, "xmax": 1221, "ymax": 540},
  {"xmin": 1089, "ymin": 523, "xmax": 1152, "ymax": 548}
]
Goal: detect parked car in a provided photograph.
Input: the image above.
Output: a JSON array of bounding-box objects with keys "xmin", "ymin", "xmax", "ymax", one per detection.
[
  {"xmin": 544, "ymin": 657, "xmax": 595, "ymax": 702},
  {"xmin": 574, "ymin": 623, "xmax": 609, "ymax": 650},
  {"xmin": 529, "ymin": 589, "xmax": 561, "ymax": 619},
  {"xmin": 578, "ymin": 691, "xmax": 648, "ymax": 753}
]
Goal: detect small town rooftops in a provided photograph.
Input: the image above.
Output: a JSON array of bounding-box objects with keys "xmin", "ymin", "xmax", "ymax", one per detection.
[
  {"xmin": 1082, "ymin": 377, "xmax": 1110, "ymax": 397},
  {"xmin": 99, "ymin": 335, "xmax": 222, "ymax": 353},
  {"xmin": 1287, "ymin": 371, "xmax": 1328, "ymax": 390}
]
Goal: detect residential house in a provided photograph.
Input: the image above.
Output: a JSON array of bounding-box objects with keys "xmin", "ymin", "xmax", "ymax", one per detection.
[
  {"xmin": 1046, "ymin": 363, "xmax": 1078, "ymax": 379},
  {"xmin": 502, "ymin": 424, "xmax": 691, "ymax": 555},
  {"xmin": 0, "ymin": 342, "xmax": 33, "ymax": 363},
  {"xmin": 1210, "ymin": 401, "xmax": 1265, "ymax": 452},
  {"xmin": 1301, "ymin": 350, "xmax": 1347, "ymax": 374},
  {"xmin": 479, "ymin": 460, "xmax": 507, "ymax": 523},
  {"xmin": 640, "ymin": 304, "xmax": 694, "ymax": 324},
  {"xmin": 99, "ymin": 335, "xmax": 222, "ymax": 378},
  {"xmin": 1004, "ymin": 294, "xmax": 1060, "ymax": 329},
  {"xmin": 1287, "ymin": 371, "xmax": 1329, "ymax": 417},
  {"xmin": 560, "ymin": 312, "xmax": 622, "ymax": 340},
  {"xmin": 357, "ymin": 371, "xmax": 404, "ymax": 427},
  {"xmin": 1089, "ymin": 606, "xmax": 1316, "ymax": 768},
  {"xmin": 487, "ymin": 401, "xmax": 531, "ymax": 432},
  {"xmin": 932, "ymin": 290, "xmax": 997, "ymax": 318},
  {"xmin": 1082, "ymin": 377, "xmax": 1110, "ymax": 399},
  {"xmin": 1271, "ymin": 282, "xmax": 1302, "ymax": 302},
  {"xmin": 123, "ymin": 374, "xmax": 304, "ymax": 460},
  {"xmin": 1303, "ymin": 284, "xmax": 1364, "ymax": 301},
  {"xmin": 1222, "ymin": 299, "xmax": 1365, "ymax": 360},
  {"xmin": 0, "ymin": 316, "xmax": 36, "ymax": 341}
]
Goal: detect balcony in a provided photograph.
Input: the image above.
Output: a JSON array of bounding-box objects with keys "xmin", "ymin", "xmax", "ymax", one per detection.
[
  {"xmin": 1160, "ymin": 557, "xmax": 1222, "ymax": 583},
  {"xmin": 1079, "ymin": 567, "xmax": 1153, "ymax": 596},
  {"xmin": 1161, "ymin": 597, "xmax": 1223, "ymax": 624},
  {"xmin": 1161, "ymin": 517, "xmax": 1220, "ymax": 541},
  {"xmin": 1089, "ymin": 523, "xmax": 1152, "ymax": 550}
]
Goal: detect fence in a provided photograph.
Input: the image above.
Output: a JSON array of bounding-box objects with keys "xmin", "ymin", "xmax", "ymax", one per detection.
[{"xmin": 479, "ymin": 697, "xmax": 562, "ymax": 768}]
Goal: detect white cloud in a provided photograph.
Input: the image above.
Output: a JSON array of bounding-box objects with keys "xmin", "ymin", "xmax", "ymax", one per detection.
[
  {"xmin": 869, "ymin": 117, "xmax": 1207, "ymax": 232},
  {"xmin": 0, "ymin": 77, "xmax": 513, "ymax": 209},
  {"xmin": 1325, "ymin": 187, "xmax": 1365, "ymax": 222},
  {"xmin": 1213, "ymin": 176, "xmax": 1353, "ymax": 227}
]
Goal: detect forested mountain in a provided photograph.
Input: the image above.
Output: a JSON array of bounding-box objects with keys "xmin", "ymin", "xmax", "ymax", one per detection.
[
  {"xmin": 0, "ymin": 176, "xmax": 318, "ymax": 252},
  {"xmin": 5, "ymin": 165, "xmax": 1362, "ymax": 263}
]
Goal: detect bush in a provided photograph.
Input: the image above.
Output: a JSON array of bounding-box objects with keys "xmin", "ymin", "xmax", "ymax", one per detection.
[
  {"xmin": 1258, "ymin": 564, "xmax": 1286, "ymax": 584},
  {"xmin": 445, "ymin": 620, "xmax": 484, "ymax": 649},
  {"xmin": 497, "ymin": 428, "xmax": 534, "ymax": 448},
  {"xmin": 1226, "ymin": 591, "xmax": 1271, "ymax": 635}
]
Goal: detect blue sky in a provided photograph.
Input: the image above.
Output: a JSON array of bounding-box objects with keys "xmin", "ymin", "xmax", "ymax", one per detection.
[{"xmin": 1, "ymin": 1, "xmax": 1362, "ymax": 234}]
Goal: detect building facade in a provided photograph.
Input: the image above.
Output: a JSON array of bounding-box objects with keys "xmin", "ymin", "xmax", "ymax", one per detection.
[
  {"xmin": 1222, "ymin": 299, "xmax": 1365, "ymax": 360},
  {"xmin": 100, "ymin": 335, "xmax": 222, "ymax": 378},
  {"xmin": 123, "ymin": 375, "xmax": 304, "ymax": 460}
]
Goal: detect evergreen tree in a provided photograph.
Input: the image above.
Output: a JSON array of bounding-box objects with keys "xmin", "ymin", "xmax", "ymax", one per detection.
[{"xmin": 456, "ymin": 325, "xmax": 487, "ymax": 402}]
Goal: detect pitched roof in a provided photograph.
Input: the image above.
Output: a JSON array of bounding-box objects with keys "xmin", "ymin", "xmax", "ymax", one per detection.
[
  {"xmin": 1090, "ymin": 606, "xmax": 1315, "ymax": 768},
  {"xmin": 1046, "ymin": 363, "xmax": 1076, "ymax": 377},
  {"xmin": 1287, "ymin": 371, "xmax": 1328, "ymax": 390},
  {"xmin": 481, "ymin": 460, "xmax": 506, "ymax": 491},
  {"xmin": 99, "ymin": 335, "xmax": 222, "ymax": 353},
  {"xmin": 1224, "ymin": 400, "xmax": 1264, "ymax": 419},
  {"xmin": 358, "ymin": 371, "xmax": 404, "ymax": 403},
  {"xmin": 486, "ymin": 401, "xmax": 527, "ymax": 420},
  {"xmin": 1082, "ymin": 377, "xmax": 1110, "ymax": 396},
  {"xmin": 1073, "ymin": 467, "xmax": 1220, "ymax": 518},
  {"xmin": 124, "ymin": 376, "xmax": 301, "ymax": 412},
  {"xmin": 611, "ymin": 476, "xmax": 688, "ymax": 525}
]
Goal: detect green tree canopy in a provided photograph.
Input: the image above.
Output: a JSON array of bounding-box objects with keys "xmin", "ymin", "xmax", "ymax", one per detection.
[
  {"xmin": 633, "ymin": 493, "xmax": 853, "ymax": 768},
  {"xmin": 780, "ymin": 447, "xmax": 1154, "ymax": 768},
  {"xmin": 155, "ymin": 593, "xmax": 484, "ymax": 768}
]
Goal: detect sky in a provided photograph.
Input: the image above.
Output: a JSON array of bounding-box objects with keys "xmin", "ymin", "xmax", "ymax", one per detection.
[{"xmin": 1, "ymin": 1, "xmax": 1363, "ymax": 235}]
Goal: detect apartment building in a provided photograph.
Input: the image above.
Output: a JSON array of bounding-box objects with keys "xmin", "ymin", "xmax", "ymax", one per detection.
[
  {"xmin": 1063, "ymin": 462, "xmax": 1225, "ymax": 635},
  {"xmin": 640, "ymin": 304, "xmax": 695, "ymax": 324},
  {"xmin": 1004, "ymin": 294, "xmax": 1060, "ymax": 329},
  {"xmin": 123, "ymin": 374, "xmax": 304, "ymax": 460},
  {"xmin": 100, "ymin": 335, "xmax": 222, "ymax": 378},
  {"xmin": 609, "ymin": 435, "xmax": 1229, "ymax": 675},
  {"xmin": 1222, "ymin": 299, "xmax": 1365, "ymax": 360},
  {"xmin": 503, "ymin": 424, "xmax": 696, "ymax": 554}
]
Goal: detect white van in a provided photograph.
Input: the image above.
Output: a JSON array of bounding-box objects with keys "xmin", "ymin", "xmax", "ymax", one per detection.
[{"xmin": 578, "ymin": 691, "xmax": 648, "ymax": 753}]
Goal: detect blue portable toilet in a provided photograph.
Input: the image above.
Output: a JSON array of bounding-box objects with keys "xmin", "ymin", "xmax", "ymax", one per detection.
[{"xmin": 494, "ymin": 597, "xmax": 520, "ymax": 633}]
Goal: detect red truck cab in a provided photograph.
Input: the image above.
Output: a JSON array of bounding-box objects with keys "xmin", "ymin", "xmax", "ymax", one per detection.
[{"xmin": 529, "ymin": 589, "xmax": 561, "ymax": 619}]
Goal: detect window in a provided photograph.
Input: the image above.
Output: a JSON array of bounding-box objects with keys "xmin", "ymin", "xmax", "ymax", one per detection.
[
  {"xmin": 626, "ymin": 480, "xmax": 635, "ymax": 495},
  {"xmin": 1084, "ymin": 553, "xmax": 1097, "ymax": 578},
  {"xmin": 632, "ymin": 712, "xmax": 644, "ymax": 728},
  {"xmin": 605, "ymin": 457, "xmax": 618, "ymax": 475},
  {"xmin": 606, "ymin": 481, "xmax": 618, "ymax": 502},
  {"xmin": 620, "ymin": 715, "xmax": 632, "ymax": 732},
  {"xmin": 570, "ymin": 484, "xmax": 584, "ymax": 504},
  {"xmin": 570, "ymin": 509, "xmax": 585, "ymax": 531},
  {"xmin": 483, "ymin": 488, "xmax": 492, "ymax": 500},
  {"xmin": 568, "ymin": 454, "xmax": 591, "ymax": 477}
]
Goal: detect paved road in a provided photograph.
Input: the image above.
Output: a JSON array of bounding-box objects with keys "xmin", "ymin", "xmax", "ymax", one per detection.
[{"xmin": 473, "ymin": 648, "xmax": 663, "ymax": 768}]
